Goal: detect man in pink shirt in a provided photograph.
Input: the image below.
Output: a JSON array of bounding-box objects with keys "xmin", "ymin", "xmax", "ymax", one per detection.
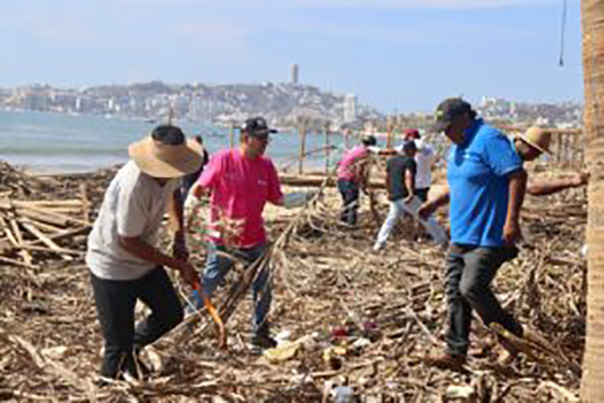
[
  {"xmin": 187, "ymin": 116, "xmax": 284, "ymax": 350},
  {"xmin": 336, "ymin": 135, "xmax": 376, "ymax": 225}
]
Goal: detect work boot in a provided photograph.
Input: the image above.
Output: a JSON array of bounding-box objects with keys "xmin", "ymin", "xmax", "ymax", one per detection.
[
  {"xmin": 425, "ymin": 352, "xmax": 467, "ymax": 372},
  {"xmin": 250, "ymin": 326, "xmax": 277, "ymax": 354}
]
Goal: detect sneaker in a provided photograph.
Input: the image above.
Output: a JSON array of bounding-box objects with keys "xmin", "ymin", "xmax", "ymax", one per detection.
[
  {"xmin": 373, "ymin": 242, "xmax": 385, "ymax": 252},
  {"xmin": 250, "ymin": 325, "xmax": 278, "ymax": 354},
  {"xmin": 251, "ymin": 333, "xmax": 277, "ymax": 349},
  {"xmin": 425, "ymin": 352, "xmax": 467, "ymax": 372}
]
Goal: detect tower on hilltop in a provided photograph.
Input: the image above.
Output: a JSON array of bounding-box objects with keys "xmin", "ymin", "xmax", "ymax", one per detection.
[{"xmin": 290, "ymin": 64, "xmax": 299, "ymax": 85}]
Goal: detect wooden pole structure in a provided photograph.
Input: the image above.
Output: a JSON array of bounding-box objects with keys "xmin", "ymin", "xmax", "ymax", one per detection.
[
  {"xmin": 229, "ymin": 121, "xmax": 235, "ymax": 149},
  {"xmin": 324, "ymin": 121, "xmax": 330, "ymax": 174},
  {"xmin": 298, "ymin": 117, "xmax": 307, "ymax": 175},
  {"xmin": 168, "ymin": 104, "xmax": 175, "ymax": 125},
  {"xmin": 386, "ymin": 116, "xmax": 393, "ymax": 149},
  {"xmin": 581, "ymin": 0, "xmax": 604, "ymax": 400}
]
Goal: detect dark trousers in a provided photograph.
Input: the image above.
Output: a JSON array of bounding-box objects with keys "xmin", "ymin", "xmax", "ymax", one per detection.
[
  {"xmin": 445, "ymin": 244, "xmax": 523, "ymax": 356},
  {"xmin": 337, "ymin": 179, "xmax": 360, "ymax": 226},
  {"xmin": 90, "ymin": 267, "xmax": 183, "ymax": 379},
  {"xmin": 416, "ymin": 187, "xmax": 430, "ymax": 202}
]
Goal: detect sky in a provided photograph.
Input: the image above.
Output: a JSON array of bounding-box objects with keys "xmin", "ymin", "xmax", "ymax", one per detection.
[{"xmin": 0, "ymin": 0, "xmax": 584, "ymax": 113}]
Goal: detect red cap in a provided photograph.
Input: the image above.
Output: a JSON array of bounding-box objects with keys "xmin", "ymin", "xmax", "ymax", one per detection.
[{"xmin": 402, "ymin": 129, "xmax": 420, "ymax": 139}]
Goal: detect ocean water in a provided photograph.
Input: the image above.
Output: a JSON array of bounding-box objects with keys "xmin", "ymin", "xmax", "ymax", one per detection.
[{"xmin": 0, "ymin": 110, "xmax": 355, "ymax": 174}]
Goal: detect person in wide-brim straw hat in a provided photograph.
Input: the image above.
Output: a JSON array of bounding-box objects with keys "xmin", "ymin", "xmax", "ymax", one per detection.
[
  {"xmin": 86, "ymin": 124, "xmax": 201, "ymax": 382},
  {"xmin": 129, "ymin": 131, "xmax": 203, "ymax": 178},
  {"xmin": 513, "ymin": 126, "xmax": 552, "ymax": 162},
  {"xmin": 512, "ymin": 126, "xmax": 589, "ymax": 196}
]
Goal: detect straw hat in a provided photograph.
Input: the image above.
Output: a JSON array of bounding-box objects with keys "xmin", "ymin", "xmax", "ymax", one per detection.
[
  {"xmin": 518, "ymin": 127, "xmax": 552, "ymax": 154},
  {"xmin": 129, "ymin": 136, "xmax": 203, "ymax": 178}
]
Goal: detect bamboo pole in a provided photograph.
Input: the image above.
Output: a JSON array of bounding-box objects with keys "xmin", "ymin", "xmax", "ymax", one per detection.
[
  {"xmin": 229, "ymin": 121, "xmax": 235, "ymax": 149},
  {"xmin": 324, "ymin": 122, "xmax": 330, "ymax": 174},
  {"xmin": 298, "ymin": 118, "xmax": 307, "ymax": 175},
  {"xmin": 386, "ymin": 116, "xmax": 393, "ymax": 149}
]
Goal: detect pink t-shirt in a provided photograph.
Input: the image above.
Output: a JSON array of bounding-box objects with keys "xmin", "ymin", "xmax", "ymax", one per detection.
[
  {"xmin": 337, "ymin": 145, "xmax": 368, "ymax": 182},
  {"xmin": 198, "ymin": 149, "xmax": 283, "ymax": 248}
]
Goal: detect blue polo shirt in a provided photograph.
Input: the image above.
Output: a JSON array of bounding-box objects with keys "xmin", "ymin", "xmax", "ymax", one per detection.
[{"xmin": 447, "ymin": 119, "xmax": 522, "ymax": 247}]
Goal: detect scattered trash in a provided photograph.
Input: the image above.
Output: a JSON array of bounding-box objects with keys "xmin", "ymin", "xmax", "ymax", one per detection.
[
  {"xmin": 333, "ymin": 386, "xmax": 355, "ymax": 403},
  {"xmin": 445, "ymin": 384, "xmax": 476, "ymax": 400},
  {"xmin": 263, "ymin": 341, "xmax": 301, "ymax": 363}
]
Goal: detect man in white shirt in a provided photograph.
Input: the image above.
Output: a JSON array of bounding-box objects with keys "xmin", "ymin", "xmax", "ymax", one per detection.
[
  {"xmin": 399, "ymin": 129, "xmax": 434, "ymax": 202},
  {"xmin": 86, "ymin": 125, "xmax": 202, "ymax": 381}
]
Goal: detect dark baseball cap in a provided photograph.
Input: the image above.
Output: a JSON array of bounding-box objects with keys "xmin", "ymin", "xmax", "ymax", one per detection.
[
  {"xmin": 242, "ymin": 116, "xmax": 277, "ymax": 137},
  {"xmin": 432, "ymin": 98, "xmax": 473, "ymax": 133},
  {"xmin": 361, "ymin": 134, "xmax": 377, "ymax": 146}
]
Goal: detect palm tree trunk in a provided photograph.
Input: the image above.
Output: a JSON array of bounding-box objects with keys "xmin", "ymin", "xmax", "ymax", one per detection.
[{"xmin": 581, "ymin": 0, "xmax": 604, "ymax": 401}]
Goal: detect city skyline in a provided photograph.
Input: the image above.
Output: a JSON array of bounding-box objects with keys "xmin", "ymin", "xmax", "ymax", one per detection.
[{"xmin": 0, "ymin": 0, "xmax": 583, "ymax": 113}]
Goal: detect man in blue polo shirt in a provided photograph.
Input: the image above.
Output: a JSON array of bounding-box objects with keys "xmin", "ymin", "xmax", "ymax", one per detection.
[{"xmin": 419, "ymin": 98, "xmax": 528, "ymax": 370}]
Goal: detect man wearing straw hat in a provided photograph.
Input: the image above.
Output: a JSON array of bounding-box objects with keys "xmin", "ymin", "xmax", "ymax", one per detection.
[
  {"xmin": 514, "ymin": 126, "xmax": 588, "ymax": 195},
  {"xmin": 86, "ymin": 125, "xmax": 202, "ymax": 381},
  {"xmin": 187, "ymin": 116, "xmax": 284, "ymax": 351},
  {"xmin": 419, "ymin": 98, "xmax": 527, "ymax": 371}
]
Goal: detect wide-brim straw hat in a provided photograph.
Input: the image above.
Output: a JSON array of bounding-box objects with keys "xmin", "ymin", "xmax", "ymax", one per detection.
[
  {"xmin": 129, "ymin": 137, "xmax": 203, "ymax": 178},
  {"xmin": 518, "ymin": 127, "xmax": 552, "ymax": 154}
]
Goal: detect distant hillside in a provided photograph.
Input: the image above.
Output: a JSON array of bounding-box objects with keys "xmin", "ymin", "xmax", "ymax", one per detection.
[{"xmin": 0, "ymin": 81, "xmax": 384, "ymax": 129}]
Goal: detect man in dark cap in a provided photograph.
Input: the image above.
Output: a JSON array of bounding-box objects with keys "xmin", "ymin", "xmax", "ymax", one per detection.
[
  {"xmin": 419, "ymin": 98, "xmax": 528, "ymax": 370},
  {"xmin": 186, "ymin": 117, "xmax": 284, "ymax": 351},
  {"xmin": 336, "ymin": 134, "xmax": 377, "ymax": 226}
]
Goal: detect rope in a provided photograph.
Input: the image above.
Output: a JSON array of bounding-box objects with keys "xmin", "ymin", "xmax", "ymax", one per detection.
[{"xmin": 558, "ymin": 0, "xmax": 568, "ymax": 67}]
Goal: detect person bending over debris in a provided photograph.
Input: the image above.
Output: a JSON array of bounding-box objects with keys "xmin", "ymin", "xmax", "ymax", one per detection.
[
  {"xmin": 336, "ymin": 135, "xmax": 377, "ymax": 226},
  {"xmin": 86, "ymin": 125, "xmax": 201, "ymax": 381},
  {"xmin": 373, "ymin": 140, "xmax": 417, "ymax": 251},
  {"xmin": 419, "ymin": 98, "xmax": 527, "ymax": 371},
  {"xmin": 186, "ymin": 116, "xmax": 284, "ymax": 351}
]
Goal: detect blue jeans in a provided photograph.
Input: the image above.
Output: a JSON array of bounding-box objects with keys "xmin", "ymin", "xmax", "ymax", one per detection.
[
  {"xmin": 190, "ymin": 242, "xmax": 271, "ymax": 334},
  {"xmin": 337, "ymin": 179, "xmax": 360, "ymax": 226},
  {"xmin": 445, "ymin": 244, "xmax": 522, "ymax": 356}
]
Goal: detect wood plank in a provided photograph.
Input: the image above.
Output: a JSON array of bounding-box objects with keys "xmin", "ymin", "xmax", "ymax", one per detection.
[
  {"xmin": 15, "ymin": 244, "xmax": 84, "ymax": 257},
  {"xmin": 20, "ymin": 222, "xmax": 73, "ymax": 261},
  {"xmin": 79, "ymin": 183, "xmax": 90, "ymax": 225},
  {"xmin": 9, "ymin": 218, "xmax": 33, "ymax": 266}
]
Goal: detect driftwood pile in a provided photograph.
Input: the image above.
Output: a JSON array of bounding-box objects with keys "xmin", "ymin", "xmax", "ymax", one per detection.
[
  {"xmin": 0, "ymin": 165, "xmax": 119, "ymax": 269},
  {"xmin": 0, "ymin": 161, "xmax": 587, "ymax": 402}
]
